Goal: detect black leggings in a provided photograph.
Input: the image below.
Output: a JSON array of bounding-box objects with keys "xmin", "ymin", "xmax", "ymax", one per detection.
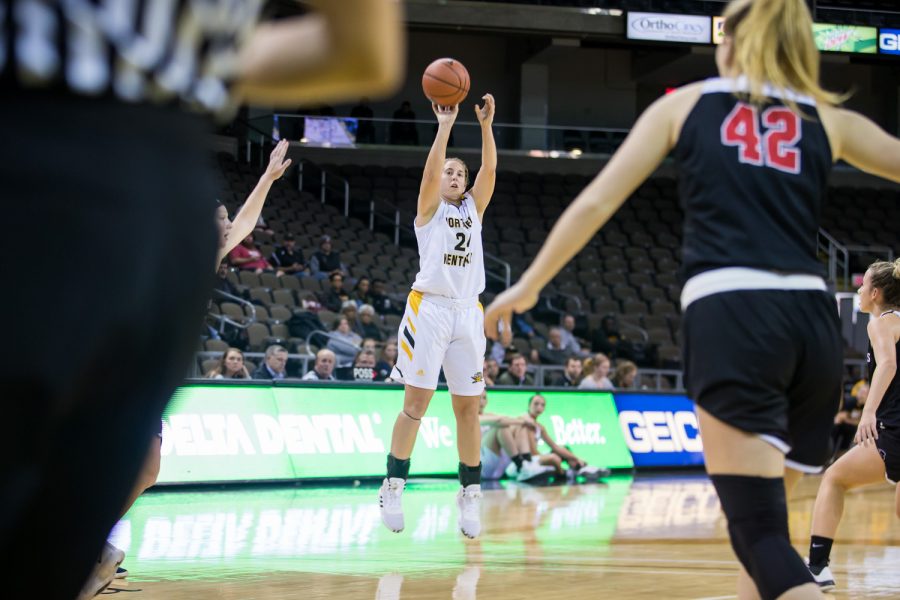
[{"xmin": 0, "ymin": 90, "xmax": 217, "ymax": 599}]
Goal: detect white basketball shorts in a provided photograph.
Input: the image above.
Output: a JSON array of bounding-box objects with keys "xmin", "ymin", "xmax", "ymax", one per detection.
[{"xmin": 390, "ymin": 290, "xmax": 487, "ymax": 396}]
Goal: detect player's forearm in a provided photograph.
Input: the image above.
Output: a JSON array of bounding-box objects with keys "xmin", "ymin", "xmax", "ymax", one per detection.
[
  {"xmin": 480, "ymin": 122, "xmax": 497, "ymax": 172},
  {"xmin": 236, "ymin": 0, "xmax": 404, "ymax": 107},
  {"xmin": 230, "ymin": 175, "xmax": 275, "ymax": 244},
  {"xmin": 864, "ymin": 363, "xmax": 897, "ymax": 417}
]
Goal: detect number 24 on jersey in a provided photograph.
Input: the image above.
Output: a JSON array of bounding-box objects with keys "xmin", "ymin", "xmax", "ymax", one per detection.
[{"xmin": 721, "ymin": 103, "xmax": 802, "ymax": 175}]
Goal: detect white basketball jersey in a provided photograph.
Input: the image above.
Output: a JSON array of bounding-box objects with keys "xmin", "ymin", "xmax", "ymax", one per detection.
[{"xmin": 412, "ymin": 193, "xmax": 485, "ymax": 299}]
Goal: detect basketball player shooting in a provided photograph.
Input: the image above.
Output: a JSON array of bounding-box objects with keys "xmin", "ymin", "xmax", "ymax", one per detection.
[{"xmin": 379, "ymin": 74, "xmax": 498, "ymax": 540}]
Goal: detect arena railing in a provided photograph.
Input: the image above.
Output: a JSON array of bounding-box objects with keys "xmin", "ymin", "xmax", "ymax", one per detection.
[
  {"xmin": 209, "ymin": 289, "xmax": 257, "ymax": 332},
  {"xmin": 817, "ymin": 228, "xmax": 850, "ymax": 290},
  {"xmin": 190, "ymin": 352, "xmax": 866, "ymax": 393},
  {"xmin": 255, "ymin": 113, "xmax": 631, "ymax": 158}
]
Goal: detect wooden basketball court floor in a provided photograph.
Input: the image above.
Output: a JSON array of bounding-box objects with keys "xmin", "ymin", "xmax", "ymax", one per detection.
[{"xmin": 104, "ymin": 474, "xmax": 900, "ymax": 599}]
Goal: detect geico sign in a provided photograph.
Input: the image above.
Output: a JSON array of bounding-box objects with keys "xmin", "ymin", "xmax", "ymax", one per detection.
[
  {"xmin": 880, "ymin": 31, "xmax": 900, "ymax": 54},
  {"xmin": 619, "ymin": 410, "xmax": 702, "ymax": 453}
]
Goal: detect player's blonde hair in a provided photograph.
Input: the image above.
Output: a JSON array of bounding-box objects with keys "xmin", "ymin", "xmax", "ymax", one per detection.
[
  {"xmin": 722, "ymin": 0, "xmax": 846, "ymax": 113},
  {"xmin": 868, "ymin": 258, "xmax": 900, "ymax": 308}
]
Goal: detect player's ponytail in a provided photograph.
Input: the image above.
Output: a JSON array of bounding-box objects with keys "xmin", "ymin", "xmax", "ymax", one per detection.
[
  {"xmin": 868, "ymin": 259, "xmax": 900, "ymax": 308},
  {"xmin": 722, "ymin": 0, "xmax": 846, "ymax": 114}
]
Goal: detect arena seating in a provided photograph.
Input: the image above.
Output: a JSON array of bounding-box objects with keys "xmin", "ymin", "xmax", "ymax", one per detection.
[{"xmin": 209, "ymin": 150, "xmax": 900, "ymax": 371}]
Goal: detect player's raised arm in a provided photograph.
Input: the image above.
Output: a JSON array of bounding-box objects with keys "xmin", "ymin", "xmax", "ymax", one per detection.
[
  {"xmin": 471, "ymin": 94, "xmax": 497, "ymax": 219},
  {"xmin": 235, "ymin": 0, "xmax": 405, "ymax": 107},
  {"xmin": 821, "ymin": 106, "xmax": 900, "ymax": 184},
  {"xmin": 417, "ymin": 104, "xmax": 458, "ymax": 226},
  {"xmin": 217, "ymin": 140, "xmax": 291, "ymax": 263}
]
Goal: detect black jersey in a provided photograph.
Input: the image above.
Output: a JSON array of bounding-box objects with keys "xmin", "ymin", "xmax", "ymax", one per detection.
[
  {"xmin": 674, "ymin": 77, "xmax": 833, "ymax": 281},
  {"xmin": 0, "ymin": 0, "xmax": 263, "ymax": 115},
  {"xmin": 867, "ymin": 311, "xmax": 900, "ymax": 425}
]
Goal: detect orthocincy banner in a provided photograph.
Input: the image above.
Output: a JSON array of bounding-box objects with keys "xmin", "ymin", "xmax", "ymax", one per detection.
[
  {"xmin": 626, "ymin": 12, "xmax": 711, "ymax": 44},
  {"xmin": 158, "ymin": 384, "xmax": 634, "ymax": 484},
  {"xmin": 613, "ymin": 393, "xmax": 704, "ymax": 467}
]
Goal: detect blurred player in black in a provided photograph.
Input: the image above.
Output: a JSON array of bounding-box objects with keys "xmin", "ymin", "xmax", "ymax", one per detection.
[
  {"xmin": 0, "ymin": 2, "xmax": 403, "ymax": 598},
  {"xmin": 486, "ymin": 0, "xmax": 900, "ymax": 597}
]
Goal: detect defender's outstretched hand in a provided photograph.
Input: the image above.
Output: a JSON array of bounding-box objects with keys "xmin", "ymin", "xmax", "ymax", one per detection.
[
  {"xmin": 484, "ymin": 281, "xmax": 539, "ymax": 342},
  {"xmin": 264, "ymin": 139, "xmax": 292, "ymax": 181}
]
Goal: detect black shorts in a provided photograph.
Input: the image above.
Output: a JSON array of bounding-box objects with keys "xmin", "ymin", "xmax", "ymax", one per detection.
[
  {"xmin": 683, "ymin": 290, "xmax": 842, "ymax": 472},
  {"xmin": 875, "ymin": 422, "xmax": 900, "ymax": 484}
]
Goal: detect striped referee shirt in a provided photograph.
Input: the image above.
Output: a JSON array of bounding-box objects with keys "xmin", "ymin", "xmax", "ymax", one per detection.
[{"xmin": 0, "ymin": 0, "xmax": 264, "ymax": 114}]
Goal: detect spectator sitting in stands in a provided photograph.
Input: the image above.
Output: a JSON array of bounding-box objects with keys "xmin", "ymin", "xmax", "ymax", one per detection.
[
  {"xmin": 533, "ymin": 327, "xmax": 573, "ymax": 365},
  {"xmin": 561, "ymin": 314, "xmax": 590, "ymax": 357},
  {"xmin": 353, "ymin": 276, "xmax": 374, "ymax": 306},
  {"xmin": 390, "ymin": 100, "xmax": 418, "ymax": 145},
  {"xmin": 513, "ymin": 311, "xmax": 538, "ymax": 339},
  {"xmin": 213, "ymin": 263, "xmax": 243, "ymax": 299},
  {"xmin": 612, "ymin": 359, "xmax": 638, "ymax": 389},
  {"xmin": 578, "ymin": 353, "xmax": 614, "ymax": 390},
  {"xmin": 310, "ymin": 235, "xmax": 344, "ymax": 279},
  {"xmin": 552, "ymin": 356, "xmax": 583, "ymax": 387},
  {"xmin": 376, "ymin": 338, "xmax": 398, "ymax": 381},
  {"xmin": 484, "ymin": 357, "xmax": 500, "ymax": 387},
  {"xmin": 361, "ymin": 337, "xmax": 378, "ymax": 353},
  {"xmin": 358, "ymin": 304, "xmax": 384, "ymax": 341},
  {"xmin": 229, "ymin": 234, "xmax": 281, "ymax": 275},
  {"xmin": 351, "ymin": 348, "xmax": 379, "ymax": 381},
  {"xmin": 832, "ymin": 380, "xmax": 869, "ymax": 457},
  {"xmin": 497, "ymin": 353, "xmax": 534, "ymax": 386},
  {"xmin": 252, "ymin": 345, "xmax": 289, "ymax": 380},
  {"xmin": 204, "ymin": 347, "xmax": 251, "ymax": 379},
  {"xmin": 327, "ymin": 316, "xmax": 362, "ymax": 366},
  {"xmin": 341, "ymin": 299, "xmax": 361, "ymax": 333},
  {"xmin": 270, "ymin": 234, "xmax": 308, "ymax": 277},
  {"xmin": 301, "ymin": 349, "xmax": 337, "ymax": 381},
  {"xmin": 370, "ymin": 279, "xmax": 402, "ymax": 315},
  {"xmin": 299, "ymin": 291, "xmax": 322, "ymax": 313},
  {"xmin": 320, "ymin": 271, "xmax": 350, "ymax": 313},
  {"xmin": 591, "ymin": 315, "xmax": 633, "ymax": 361}
]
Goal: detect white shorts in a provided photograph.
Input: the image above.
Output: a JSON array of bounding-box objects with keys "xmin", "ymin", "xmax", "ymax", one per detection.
[
  {"xmin": 481, "ymin": 445, "xmax": 511, "ymax": 480},
  {"xmin": 390, "ymin": 290, "xmax": 487, "ymax": 396}
]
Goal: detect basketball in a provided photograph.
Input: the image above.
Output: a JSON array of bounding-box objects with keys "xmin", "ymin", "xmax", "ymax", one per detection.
[{"xmin": 422, "ymin": 58, "xmax": 470, "ymax": 106}]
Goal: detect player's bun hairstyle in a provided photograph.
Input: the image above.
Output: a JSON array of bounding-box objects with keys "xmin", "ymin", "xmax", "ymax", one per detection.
[
  {"xmin": 722, "ymin": 0, "xmax": 846, "ymax": 114},
  {"xmin": 869, "ymin": 258, "xmax": 900, "ymax": 308}
]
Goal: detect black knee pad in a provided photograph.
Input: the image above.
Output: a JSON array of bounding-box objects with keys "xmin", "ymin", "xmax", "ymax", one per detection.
[{"xmin": 710, "ymin": 475, "xmax": 814, "ymax": 600}]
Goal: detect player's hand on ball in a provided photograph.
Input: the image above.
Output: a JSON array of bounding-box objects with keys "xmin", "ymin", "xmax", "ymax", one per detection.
[
  {"xmin": 433, "ymin": 102, "xmax": 458, "ymax": 126},
  {"xmin": 484, "ymin": 281, "xmax": 539, "ymax": 341},
  {"xmin": 475, "ymin": 93, "xmax": 495, "ymax": 125},
  {"xmin": 265, "ymin": 139, "xmax": 292, "ymax": 181}
]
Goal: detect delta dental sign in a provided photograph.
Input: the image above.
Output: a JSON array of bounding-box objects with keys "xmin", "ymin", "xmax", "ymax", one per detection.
[
  {"xmin": 627, "ymin": 12, "xmax": 712, "ymax": 44},
  {"xmin": 157, "ymin": 385, "xmax": 634, "ymax": 483}
]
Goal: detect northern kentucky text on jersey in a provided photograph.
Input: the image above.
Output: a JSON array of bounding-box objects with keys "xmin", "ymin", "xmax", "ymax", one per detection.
[{"xmin": 443, "ymin": 216, "xmax": 474, "ymax": 267}]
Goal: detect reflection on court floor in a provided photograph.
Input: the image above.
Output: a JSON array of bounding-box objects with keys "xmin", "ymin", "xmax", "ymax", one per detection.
[{"xmin": 105, "ymin": 475, "xmax": 900, "ymax": 599}]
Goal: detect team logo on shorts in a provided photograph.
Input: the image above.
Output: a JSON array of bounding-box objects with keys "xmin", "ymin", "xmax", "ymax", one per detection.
[{"xmin": 471, "ymin": 371, "xmax": 484, "ymax": 383}]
